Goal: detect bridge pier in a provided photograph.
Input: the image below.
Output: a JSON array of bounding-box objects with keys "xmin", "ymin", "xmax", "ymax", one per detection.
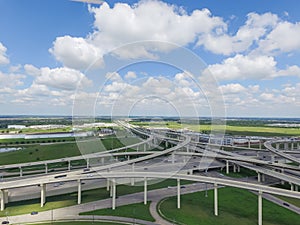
[
  {"xmin": 261, "ymin": 174, "xmax": 265, "ymax": 183},
  {"xmin": 131, "ymin": 163, "xmax": 135, "ymax": 185},
  {"xmin": 68, "ymin": 160, "xmax": 71, "ymax": 171},
  {"xmin": 112, "ymin": 179, "xmax": 116, "ymax": 210},
  {"xmin": 101, "ymin": 157, "xmax": 105, "ymax": 165},
  {"xmin": 226, "ymin": 160, "xmax": 229, "ymax": 174},
  {"xmin": 237, "ymin": 165, "xmax": 240, "ymax": 173},
  {"xmin": 233, "ymin": 164, "xmax": 236, "ymax": 173},
  {"xmin": 171, "ymin": 152, "xmax": 175, "ymax": 164},
  {"xmin": 144, "ymin": 177, "xmax": 147, "ymax": 205},
  {"xmin": 0, "ymin": 189, "xmax": 5, "ymax": 211},
  {"xmin": 107, "ymin": 179, "xmax": 110, "ymax": 191},
  {"xmin": 248, "ymin": 139, "xmax": 251, "ymax": 148},
  {"xmin": 297, "ymin": 143, "xmax": 300, "ymax": 150},
  {"xmin": 19, "ymin": 167, "xmax": 23, "ymax": 177},
  {"xmin": 258, "ymin": 191, "xmax": 263, "ymax": 225},
  {"xmin": 77, "ymin": 179, "xmax": 81, "ymax": 204},
  {"xmin": 40, "ymin": 183, "xmax": 46, "ymax": 207},
  {"xmin": 214, "ymin": 183, "xmax": 218, "ymax": 216},
  {"xmin": 291, "ymin": 184, "xmax": 294, "ymax": 191},
  {"xmin": 276, "ymin": 143, "xmax": 280, "ymax": 150},
  {"xmin": 257, "ymin": 173, "xmax": 261, "ymax": 183},
  {"xmin": 86, "ymin": 158, "xmax": 90, "ymax": 169},
  {"xmin": 177, "ymin": 179, "xmax": 180, "ymax": 209},
  {"xmin": 110, "ymin": 180, "xmax": 113, "ymax": 197},
  {"xmin": 259, "ymin": 141, "xmax": 262, "ymax": 149},
  {"xmin": 144, "ymin": 143, "xmax": 146, "ymax": 151},
  {"xmin": 284, "ymin": 143, "xmax": 288, "ymax": 150},
  {"xmin": 291, "ymin": 143, "xmax": 294, "ymax": 150}
]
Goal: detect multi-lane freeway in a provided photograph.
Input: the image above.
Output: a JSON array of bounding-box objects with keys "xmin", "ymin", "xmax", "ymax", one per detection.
[{"xmin": 0, "ymin": 121, "xmax": 300, "ymax": 225}]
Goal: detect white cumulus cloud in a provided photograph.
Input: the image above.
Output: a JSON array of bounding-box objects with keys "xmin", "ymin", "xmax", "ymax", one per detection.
[
  {"xmin": 0, "ymin": 42, "xmax": 9, "ymax": 65},
  {"xmin": 26, "ymin": 66, "xmax": 92, "ymax": 90}
]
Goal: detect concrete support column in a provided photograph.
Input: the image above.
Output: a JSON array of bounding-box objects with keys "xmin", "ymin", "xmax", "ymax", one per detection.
[
  {"xmin": 291, "ymin": 184, "xmax": 294, "ymax": 191},
  {"xmin": 233, "ymin": 164, "xmax": 236, "ymax": 173},
  {"xmin": 295, "ymin": 185, "xmax": 299, "ymax": 192},
  {"xmin": 45, "ymin": 164, "xmax": 48, "ymax": 174},
  {"xmin": 107, "ymin": 179, "xmax": 110, "ymax": 191},
  {"xmin": 186, "ymin": 145, "xmax": 189, "ymax": 153},
  {"xmin": 214, "ymin": 183, "xmax": 218, "ymax": 216},
  {"xmin": 144, "ymin": 144, "xmax": 146, "ymax": 151},
  {"xmin": 144, "ymin": 177, "xmax": 147, "ymax": 205},
  {"xmin": 112, "ymin": 179, "xmax": 116, "ymax": 210},
  {"xmin": 131, "ymin": 163, "xmax": 135, "ymax": 186},
  {"xmin": 258, "ymin": 191, "xmax": 263, "ymax": 225},
  {"xmin": 257, "ymin": 172, "xmax": 261, "ymax": 183},
  {"xmin": 226, "ymin": 160, "xmax": 229, "ymax": 174},
  {"xmin": 177, "ymin": 179, "xmax": 180, "ymax": 209},
  {"xmin": 110, "ymin": 180, "xmax": 113, "ymax": 197},
  {"xmin": 3, "ymin": 191, "xmax": 7, "ymax": 204},
  {"xmin": 291, "ymin": 143, "xmax": 294, "ymax": 150},
  {"xmin": 297, "ymin": 143, "xmax": 300, "ymax": 150},
  {"xmin": 68, "ymin": 160, "xmax": 71, "ymax": 171},
  {"xmin": 284, "ymin": 143, "xmax": 288, "ymax": 150},
  {"xmin": 19, "ymin": 167, "xmax": 23, "ymax": 177},
  {"xmin": 259, "ymin": 141, "xmax": 262, "ymax": 149},
  {"xmin": 261, "ymin": 174, "xmax": 265, "ymax": 183},
  {"xmin": 101, "ymin": 157, "xmax": 104, "ymax": 165},
  {"xmin": 0, "ymin": 190, "xmax": 4, "ymax": 211},
  {"xmin": 165, "ymin": 141, "xmax": 168, "ymax": 148},
  {"xmin": 86, "ymin": 158, "xmax": 90, "ymax": 169},
  {"xmin": 248, "ymin": 140, "xmax": 251, "ymax": 148},
  {"xmin": 77, "ymin": 179, "xmax": 81, "ymax": 204},
  {"xmin": 171, "ymin": 152, "xmax": 175, "ymax": 164},
  {"xmin": 40, "ymin": 184, "xmax": 46, "ymax": 207},
  {"xmin": 237, "ymin": 165, "xmax": 241, "ymax": 173},
  {"xmin": 276, "ymin": 143, "xmax": 279, "ymax": 150}
]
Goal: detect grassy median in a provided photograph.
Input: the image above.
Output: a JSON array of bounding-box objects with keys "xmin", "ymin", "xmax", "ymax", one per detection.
[{"xmin": 158, "ymin": 187, "xmax": 300, "ymax": 225}]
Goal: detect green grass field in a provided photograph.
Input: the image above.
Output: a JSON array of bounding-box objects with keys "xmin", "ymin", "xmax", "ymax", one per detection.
[
  {"xmin": 80, "ymin": 201, "xmax": 154, "ymax": 222},
  {"xmin": 158, "ymin": 187, "xmax": 300, "ymax": 225},
  {"xmin": 0, "ymin": 133, "xmax": 141, "ymax": 166},
  {"xmin": 131, "ymin": 121, "xmax": 300, "ymax": 137},
  {"xmin": 29, "ymin": 222, "xmax": 123, "ymax": 225}
]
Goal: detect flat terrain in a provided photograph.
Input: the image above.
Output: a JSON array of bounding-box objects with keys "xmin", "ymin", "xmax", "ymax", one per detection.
[
  {"xmin": 81, "ymin": 201, "xmax": 154, "ymax": 222},
  {"xmin": 159, "ymin": 187, "xmax": 300, "ymax": 225},
  {"xmin": 131, "ymin": 121, "xmax": 300, "ymax": 136}
]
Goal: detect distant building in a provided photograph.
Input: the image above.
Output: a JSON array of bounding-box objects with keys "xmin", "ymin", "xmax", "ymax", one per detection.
[{"xmin": 7, "ymin": 125, "xmax": 26, "ymax": 129}]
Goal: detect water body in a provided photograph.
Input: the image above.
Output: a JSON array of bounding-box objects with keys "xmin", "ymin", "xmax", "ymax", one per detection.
[{"xmin": 0, "ymin": 147, "xmax": 22, "ymax": 153}]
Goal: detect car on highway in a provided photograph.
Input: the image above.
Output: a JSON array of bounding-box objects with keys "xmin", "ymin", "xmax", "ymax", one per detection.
[
  {"xmin": 1, "ymin": 221, "xmax": 9, "ymax": 224},
  {"xmin": 30, "ymin": 211, "xmax": 38, "ymax": 215}
]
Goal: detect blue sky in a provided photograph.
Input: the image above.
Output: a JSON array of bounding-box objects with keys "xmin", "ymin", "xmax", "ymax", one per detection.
[{"xmin": 0, "ymin": 0, "xmax": 300, "ymax": 117}]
